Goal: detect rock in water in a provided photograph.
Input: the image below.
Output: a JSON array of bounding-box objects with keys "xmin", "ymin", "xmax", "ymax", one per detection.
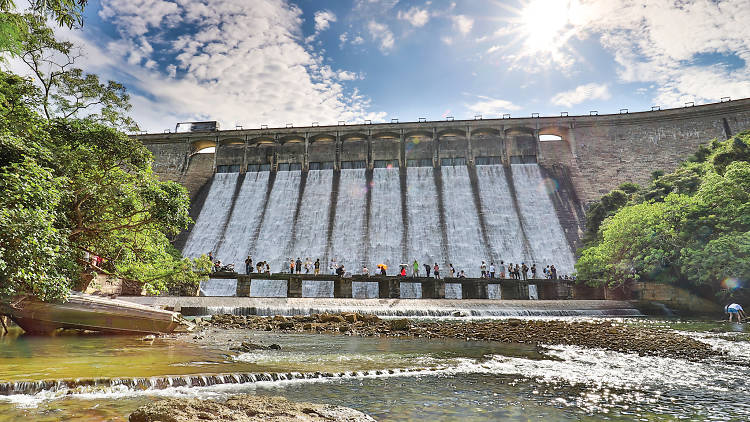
[{"xmin": 129, "ymin": 394, "xmax": 376, "ymax": 422}]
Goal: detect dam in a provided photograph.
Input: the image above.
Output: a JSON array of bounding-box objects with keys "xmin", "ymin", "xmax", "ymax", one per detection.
[{"xmin": 138, "ymin": 99, "xmax": 750, "ymax": 277}]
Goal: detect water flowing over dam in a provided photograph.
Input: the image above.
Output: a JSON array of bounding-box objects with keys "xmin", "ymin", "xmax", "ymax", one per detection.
[{"xmin": 182, "ymin": 163, "xmax": 576, "ymax": 277}]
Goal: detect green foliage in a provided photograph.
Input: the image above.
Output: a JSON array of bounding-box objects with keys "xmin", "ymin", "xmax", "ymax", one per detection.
[
  {"xmin": 582, "ymin": 184, "xmax": 640, "ymax": 244},
  {"xmin": 577, "ymin": 132, "xmax": 750, "ymax": 302},
  {"xmin": 0, "ymin": 8, "xmax": 203, "ymax": 302}
]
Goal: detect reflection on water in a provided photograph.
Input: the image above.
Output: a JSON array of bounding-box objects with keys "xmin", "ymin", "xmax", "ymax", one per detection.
[{"xmin": 0, "ymin": 318, "xmax": 749, "ymax": 421}]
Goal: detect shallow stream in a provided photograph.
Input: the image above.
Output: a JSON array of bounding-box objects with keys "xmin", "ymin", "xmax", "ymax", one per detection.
[{"xmin": 1, "ymin": 317, "xmax": 748, "ymax": 421}]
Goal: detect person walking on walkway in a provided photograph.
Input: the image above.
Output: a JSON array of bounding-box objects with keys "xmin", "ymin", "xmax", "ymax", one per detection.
[
  {"xmin": 412, "ymin": 260, "xmax": 419, "ymax": 277},
  {"xmin": 480, "ymin": 261, "xmax": 487, "ymax": 278},
  {"xmin": 433, "ymin": 263, "xmax": 440, "ymax": 279},
  {"xmin": 521, "ymin": 263, "xmax": 529, "ymax": 280},
  {"xmin": 489, "ymin": 262, "xmax": 495, "ymax": 279},
  {"xmin": 499, "ymin": 261, "xmax": 506, "ymax": 279},
  {"xmin": 314, "ymin": 258, "xmax": 320, "ymax": 275},
  {"xmin": 449, "ymin": 263, "xmax": 455, "ymax": 278},
  {"xmin": 424, "ymin": 263, "xmax": 431, "ymax": 277},
  {"xmin": 295, "ymin": 257, "xmax": 302, "ymax": 274},
  {"xmin": 531, "ymin": 264, "xmax": 537, "ymax": 279}
]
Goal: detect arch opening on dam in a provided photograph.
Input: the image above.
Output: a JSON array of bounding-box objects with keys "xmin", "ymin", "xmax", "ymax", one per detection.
[{"xmin": 139, "ymin": 98, "xmax": 750, "ymax": 278}]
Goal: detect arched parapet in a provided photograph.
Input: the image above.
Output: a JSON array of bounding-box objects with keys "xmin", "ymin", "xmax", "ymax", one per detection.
[
  {"xmin": 341, "ymin": 132, "xmax": 367, "ymax": 142},
  {"xmin": 340, "ymin": 132, "xmax": 368, "ymax": 166},
  {"xmin": 278, "ymin": 135, "xmax": 305, "ymax": 167},
  {"xmin": 309, "ymin": 133, "xmax": 336, "ymax": 143},
  {"xmin": 470, "ymin": 127, "xmax": 503, "ymax": 163},
  {"xmin": 437, "ymin": 128, "xmax": 468, "ymax": 165},
  {"xmin": 371, "ymin": 131, "xmax": 401, "ymax": 165},
  {"xmin": 504, "ymin": 126, "xmax": 537, "ymax": 164},
  {"xmin": 404, "ymin": 130, "xmax": 434, "ymax": 164},
  {"xmin": 190, "ymin": 139, "xmax": 217, "ymax": 154},
  {"xmin": 308, "ymin": 133, "xmax": 337, "ymax": 167}
]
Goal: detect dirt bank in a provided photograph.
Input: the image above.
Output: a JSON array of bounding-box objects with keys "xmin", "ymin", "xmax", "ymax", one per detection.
[
  {"xmin": 200, "ymin": 313, "xmax": 719, "ymax": 360},
  {"xmin": 129, "ymin": 394, "xmax": 375, "ymax": 422}
]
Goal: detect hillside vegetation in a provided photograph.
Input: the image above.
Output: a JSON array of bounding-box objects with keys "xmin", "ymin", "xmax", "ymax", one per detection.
[{"xmin": 576, "ymin": 131, "xmax": 750, "ymax": 302}]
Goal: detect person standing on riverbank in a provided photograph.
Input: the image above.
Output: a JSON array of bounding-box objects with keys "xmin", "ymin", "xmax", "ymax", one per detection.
[{"xmin": 726, "ymin": 303, "xmax": 747, "ymax": 322}]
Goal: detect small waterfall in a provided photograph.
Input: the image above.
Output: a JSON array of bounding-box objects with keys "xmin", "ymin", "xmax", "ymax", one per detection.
[
  {"xmin": 368, "ymin": 168, "xmax": 402, "ymax": 273},
  {"xmin": 400, "ymin": 282, "xmax": 422, "ymax": 299},
  {"xmin": 0, "ymin": 368, "xmax": 442, "ymax": 397},
  {"xmin": 441, "ymin": 166, "xmax": 486, "ymax": 277},
  {"xmin": 182, "ymin": 173, "xmax": 240, "ymax": 258},
  {"xmin": 528, "ymin": 284, "xmax": 539, "ymax": 300},
  {"xmin": 214, "ymin": 171, "xmax": 270, "ymax": 268},
  {"xmin": 510, "ymin": 164, "xmax": 576, "ymax": 275},
  {"xmin": 198, "ymin": 279, "xmax": 237, "ymax": 297},
  {"xmin": 352, "ymin": 281, "xmax": 379, "ymax": 299},
  {"xmin": 487, "ymin": 284, "xmax": 502, "ymax": 300},
  {"xmin": 445, "ymin": 283, "xmax": 462, "ymax": 300},
  {"xmin": 329, "ymin": 169, "xmax": 368, "ymax": 272},
  {"xmin": 406, "ymin": 167, "xmax": 443, "ymax": 273},
  {"xmin": 288, "ymin": 170, "xmax": 332, "ymax": 269},
  {"xmin": 251, "ymin": 171, "xmax": 301, "ymax": 273},
  {"xmin": 302, "ymin": 280, "xmax": 334, "ymax": 298},
  {"xmin": 475, "ymin": 165, "xmax": 527, "ymax": 270},
  {"xmin": 250, "ymin": 280, "xmax": 288, "ymax": 298}
]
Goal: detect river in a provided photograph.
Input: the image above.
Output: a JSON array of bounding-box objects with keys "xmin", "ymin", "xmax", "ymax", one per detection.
[{"xmin": 1, "ymin": 317, "xmax": 748, "ymax": 421}]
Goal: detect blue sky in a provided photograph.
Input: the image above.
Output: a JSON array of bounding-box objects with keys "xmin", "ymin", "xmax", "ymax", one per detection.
[{"xmin": 58, "ymin": 0, "xmax": 750, "ymax": 132}]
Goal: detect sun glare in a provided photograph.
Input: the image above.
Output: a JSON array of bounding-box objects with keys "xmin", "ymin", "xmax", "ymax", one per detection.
[{"xmin": 518, "ymin": 0, "xmax": 572, "ymax": 54}]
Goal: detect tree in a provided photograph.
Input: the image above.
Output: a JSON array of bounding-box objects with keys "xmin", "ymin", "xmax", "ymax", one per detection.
[
  {"xmin": 0, "ymin": 8, "xmax": 205, "ymax": 302},
  {"xmin": 16, "ymin": 16, "xmax": 137, "ymax": 130},
  {"xmin": 576, "ymin": 131, "xmax": 750, "ymax": 302}
]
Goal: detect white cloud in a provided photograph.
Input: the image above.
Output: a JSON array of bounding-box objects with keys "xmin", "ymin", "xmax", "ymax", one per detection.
[
  {"xmin": 84, "ymin": 0, "xmax": 385, "ymax": 131},
  {"xmin": 441, "ymin": 36, "xmax": 453, "ymax": 45},
  {"xmin": 572, "ymin": 0, "xmax": 750, "ymax": 106},
  {"xmin": 352, "ymin": 35, "xmax": 364, "ymax": 45},
  {"xmin": 550, "ymin": 83, "xmax": 611, "ymax": 108},
  {"xmin": 397, "ymin": 7, "xmax": 430, "ymax": 27},
  {"xmin": 465, "ymin": 95, "xmax": 520, "ymax": 117},
  {"xmin": 337, "ymin": 70, "xmax": 360, "ymax": 81},
  {"xmin": 367, "ymin": 20, "xmax": 395, "ymax": 52},
  {"xmin": 313, "ymin": 10, "xmax": 336, "ymax": 32},
  {"xmin": 452, "ymin": 15, "xmax": 473, "ymax": 35}
]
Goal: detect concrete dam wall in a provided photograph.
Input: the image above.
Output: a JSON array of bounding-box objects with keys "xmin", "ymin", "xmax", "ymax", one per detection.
[{"xmin": 138, "ymin": 98, "xmax": 750, "ymax": 275}]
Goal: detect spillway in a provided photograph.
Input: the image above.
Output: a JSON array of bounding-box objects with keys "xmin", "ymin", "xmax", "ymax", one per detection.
[
  {"xmin": 329, "ymin": 169, "xmax": 367, "ymax": 274},
  {"xmin": 214, "ymin": 171, "xmax": 269, "ymax": 268},
  {"xmin": 405, "ymin": 167, "xmax": 444, "ymax": 275},
  {"xmin": 510, "ymin": 164, "xmax": 576, "ymax": 275},
  {"xmin": 287, "ymin": 169, "xmax": 332, "ymax": 269},
  {"xmin": 251, "ymin": 170, "xmax": 301, "ymax": 273},
  {"xmin": 441, "ymin": 165, "xmax": 487, "ymax": 277},
  {"xmin": 368, "ymin": 167, "xmax": 402, "ymax": 273},
  {"xmin": 182, "ymin": 173, "xmax": 240, "ymax": 258},
  {"xmin": 182, "ymin": 163, "xmax": 578, "ymax": 280}
]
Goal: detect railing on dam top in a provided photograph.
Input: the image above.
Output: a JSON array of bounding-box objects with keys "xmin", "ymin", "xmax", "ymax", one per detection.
[{"xmin": 200, "ymin": 273, "xmax": 614, "ymax": 300}]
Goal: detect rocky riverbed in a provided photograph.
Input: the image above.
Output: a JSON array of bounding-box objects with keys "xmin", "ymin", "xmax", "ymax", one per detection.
[
  {"xmin": 129, "ymin": 394, "xmax": 375, "ymax": 422},
  {"xmin": 194, "ymin": 313, "xmax": 719, "ymax": 360}
]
